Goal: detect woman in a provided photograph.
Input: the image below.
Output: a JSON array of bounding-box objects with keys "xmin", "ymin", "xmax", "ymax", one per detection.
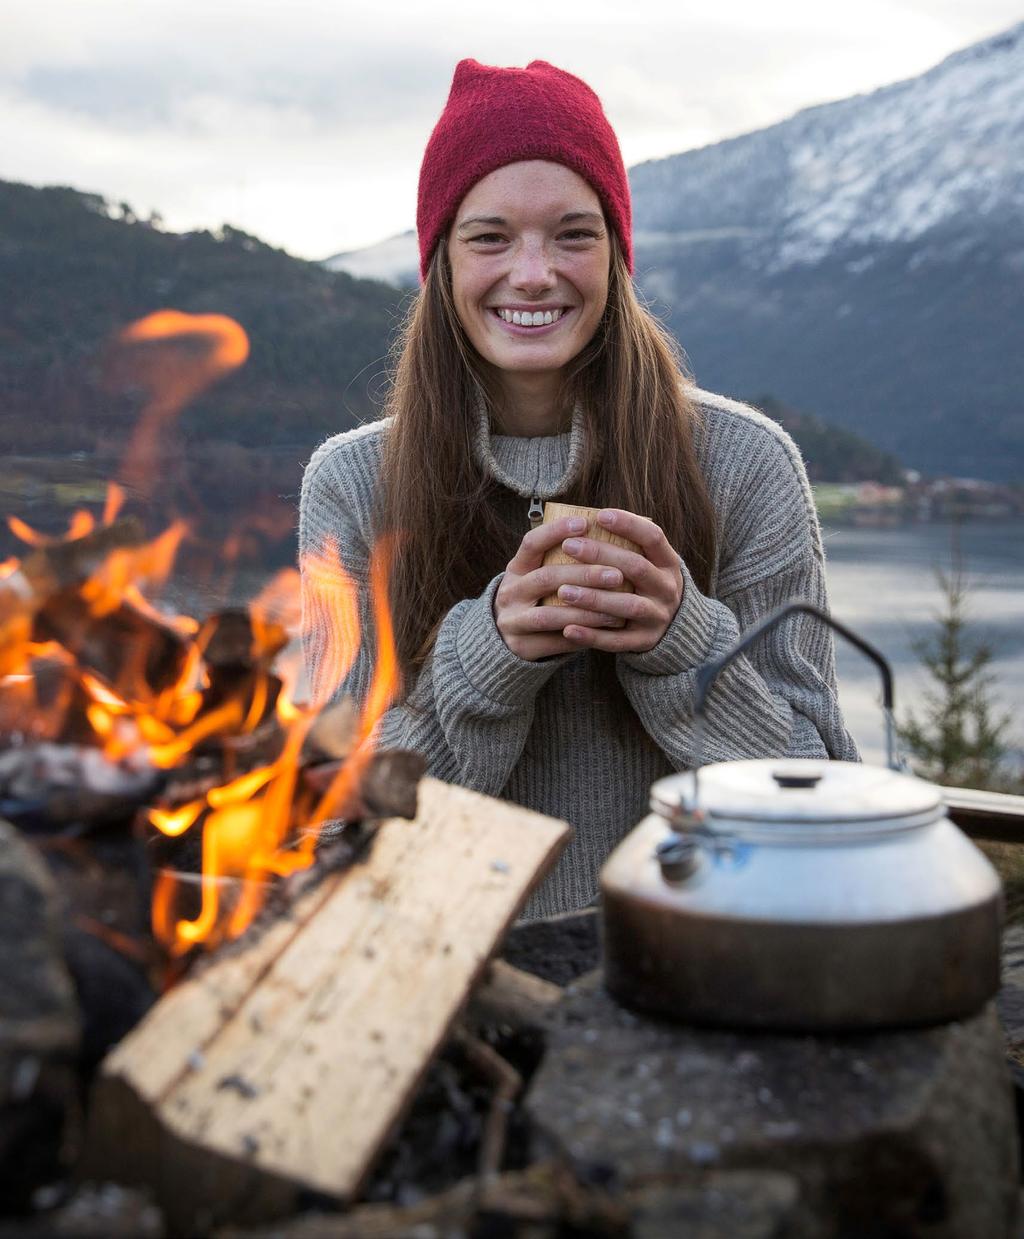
[{"xmin": 300, "ymin": 58, "xmax": 857, "ymax": 918}]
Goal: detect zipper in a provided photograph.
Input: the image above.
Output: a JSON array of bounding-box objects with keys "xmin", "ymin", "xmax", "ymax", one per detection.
[{"xmin": 528, "ymin": 494, "xmax": 544, "ymax": 528}]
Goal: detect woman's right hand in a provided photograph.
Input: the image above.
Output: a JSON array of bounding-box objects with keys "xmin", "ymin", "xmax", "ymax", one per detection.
[{"xmin": 494, "ymin": 516, "xmax": 627, "ymax": 661}]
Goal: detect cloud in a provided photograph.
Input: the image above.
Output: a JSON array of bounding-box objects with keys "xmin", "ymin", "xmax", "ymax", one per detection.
[
  {"xmin": 1, "ymin": 0, "xmax": 1022, "ymax": 256},
  {"xmin": 12, "ymin": 43, "xmax": 456, "ymax": 133}
]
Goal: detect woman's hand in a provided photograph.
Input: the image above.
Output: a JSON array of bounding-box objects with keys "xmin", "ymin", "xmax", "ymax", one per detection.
[
  {"xmin": 554, "ymin": 509, "xmax": 684, "ymax": 654},
  {"xmin": 495, "ymin": 516, "xmax": 630, "ymax": 661}
]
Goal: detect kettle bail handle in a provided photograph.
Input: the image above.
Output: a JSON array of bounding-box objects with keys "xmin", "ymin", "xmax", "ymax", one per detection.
[{"xmin": 691, "ymin": 602, "xmax": 899, "ymax": 788}]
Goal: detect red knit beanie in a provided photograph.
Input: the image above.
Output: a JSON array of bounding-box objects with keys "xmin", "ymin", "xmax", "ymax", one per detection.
[{"xmin": 416, "ymin": 59, "xmax": 632, "ymax": 281}]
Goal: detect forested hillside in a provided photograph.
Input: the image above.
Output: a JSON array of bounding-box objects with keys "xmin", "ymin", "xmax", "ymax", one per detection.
[
  {"xmin": 1, "ymin": 180, "xmax": 403, "ymax": 455},
  {"xmin": 753, "ymin": 396, "xmax": 904, "ymax": 485}
]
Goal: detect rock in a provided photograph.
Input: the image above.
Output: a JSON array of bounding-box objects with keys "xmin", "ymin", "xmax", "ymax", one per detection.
[
  {"xmin": 0, "ymin": 1182, "xmax": 164, "ymax": 1238},
  {"xmin": 0, "ymin": 818, "xmax": 81, "ymax": 1211},
  {"xmin": 527, "ymin": 974, "xmax": 1020, "ymax": 1238},
  {"xmin": 1000, "ymin": 923, "xmax": 1024, "ymax": 1049}
]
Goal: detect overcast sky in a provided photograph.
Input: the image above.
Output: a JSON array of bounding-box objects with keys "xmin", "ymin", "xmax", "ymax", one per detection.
[{"xmin": 2, "ymin": 1, "xmax": 1022, "ymax": 260}]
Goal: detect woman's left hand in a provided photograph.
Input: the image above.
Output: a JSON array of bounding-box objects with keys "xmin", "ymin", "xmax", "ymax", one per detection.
[{"xmin": 555, "ymin": 509, "xmax": 684, "ymax": 654}]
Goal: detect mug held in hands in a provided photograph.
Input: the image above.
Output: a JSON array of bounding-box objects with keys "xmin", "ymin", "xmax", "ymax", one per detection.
[{"xmin": 541, "ymin": 503, "xmax": 642, "ymax": 607}]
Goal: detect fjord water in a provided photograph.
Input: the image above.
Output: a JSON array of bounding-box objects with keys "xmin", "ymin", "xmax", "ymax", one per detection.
[{"xmin": 822, "ymin": 520, "xmax": 1024, "ymax": 766}]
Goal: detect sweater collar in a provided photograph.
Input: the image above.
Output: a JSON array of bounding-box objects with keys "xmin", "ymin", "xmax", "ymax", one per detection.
[{"xmin": 472, "ymin": 398, "xmax": 587, "ymax": 499}]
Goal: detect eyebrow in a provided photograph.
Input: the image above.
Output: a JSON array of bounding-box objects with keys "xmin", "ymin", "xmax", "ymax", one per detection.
[{"xmin": 455, "ymin": 210, "xmax": 605, "ymax": 233}]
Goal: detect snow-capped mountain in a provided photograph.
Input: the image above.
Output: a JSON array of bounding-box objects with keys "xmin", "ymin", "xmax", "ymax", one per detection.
[
  {"xmin": 326, "ymin": 24, "xmax": 1024, "ymax": 479},
  {"xmin": 324, "ymin": 229, "xmax": 418, "ymax": 287},
  {"xmin": 630, "ymin": 22, "xmax": 1024, "ymax": 480},
  {"xmin": 631, "ymin": 23, "xmax": 1024, "ymax": 272}
]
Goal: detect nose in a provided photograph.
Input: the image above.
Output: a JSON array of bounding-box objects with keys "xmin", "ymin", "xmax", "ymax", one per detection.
[{"xmin": 509, "ymin": 237, "xmax": 555, "ymax": 295}]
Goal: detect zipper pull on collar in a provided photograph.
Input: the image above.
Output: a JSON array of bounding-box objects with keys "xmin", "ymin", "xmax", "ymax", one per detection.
[{"xmin": 528, "ymin": 494, "xmax": 544, "ymax": 528}]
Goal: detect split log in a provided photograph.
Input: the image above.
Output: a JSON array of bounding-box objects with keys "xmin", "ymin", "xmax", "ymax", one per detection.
[{"xmin": 86, "ymin": 778, "xmax": 570, "ymax": 1233}]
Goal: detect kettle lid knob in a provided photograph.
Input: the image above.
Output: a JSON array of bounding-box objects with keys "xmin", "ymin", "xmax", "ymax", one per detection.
[{"xmin": 772, "ymin": 767, "xmax": 825, "ymax": 790}]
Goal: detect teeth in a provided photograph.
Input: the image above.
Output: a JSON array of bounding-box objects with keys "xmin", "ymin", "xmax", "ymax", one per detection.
[{"xmin": 495, "ymin": 308, "xmax": 563, "ymax": 326}]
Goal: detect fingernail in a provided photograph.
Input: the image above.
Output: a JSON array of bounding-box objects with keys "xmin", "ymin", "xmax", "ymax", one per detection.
[
  {"xmin": 601, "ymin": 569, "xmax": 621, "ymax": 586},
  {"xmin": 597, "ymin": 510, "xmax": 616, "ymax": 526},
  {"xmin": 560, "ymin": 585, "xmax": 581, "ymax": 602},
  {"xmin": 563, "ymin": 538, "xmax": 583, "ymax": 555},
  {"xmin": 567, "ymin": 517, "xmax": 587, "ymax": 533}
]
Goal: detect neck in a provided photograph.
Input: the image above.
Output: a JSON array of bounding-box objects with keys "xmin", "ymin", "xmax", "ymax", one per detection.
[{"xmin": 489, "ymin": 369, "xmax": 569, "ymax": 437}]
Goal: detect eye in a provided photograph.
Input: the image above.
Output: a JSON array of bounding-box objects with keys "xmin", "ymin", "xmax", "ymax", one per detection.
[
  {"xmin": 559, "ymin": 229, "xmax": 601, "ymax": 243},
  {"xmin": 467, "ymin": 232, "xmax": 507, "ymax": 245}
]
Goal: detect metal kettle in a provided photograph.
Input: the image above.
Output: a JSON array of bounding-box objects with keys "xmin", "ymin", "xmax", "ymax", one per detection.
[{"xmin": 600, "ymin": 603, "xmax": 1003, "ymax": 1032}]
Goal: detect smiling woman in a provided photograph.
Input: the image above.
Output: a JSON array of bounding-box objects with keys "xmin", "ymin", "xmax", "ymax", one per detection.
[{"xmin": 299, "ymin": 58, "xmax": 858, "ymax": 918}]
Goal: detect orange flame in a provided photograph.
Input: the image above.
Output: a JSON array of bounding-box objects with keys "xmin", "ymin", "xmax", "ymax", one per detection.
[
  {"xmin": 300, "ymin": 537, "xmax": 361, "ymax": 708},
  {"xmin": 114, "ymin": 310, "xmax": 250, "ymax": 493},
  {"xmin": 149, "ymin": 537, "xmax": 398, "ymax": 956},
  {"xmin": 311, "ymin": 535, "xmax": 400, "ymax": 828},
  {"xmin": 102, "ymin": 482, "xmax": 125, "ymax": 526},
  {"xmin": 149, "ymin": 800, "xmax": 204, "ymax": 838}
]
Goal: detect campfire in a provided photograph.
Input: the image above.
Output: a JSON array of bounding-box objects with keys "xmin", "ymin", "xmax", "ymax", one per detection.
[
  {"xmin": 0, "ymin": 310, "xmax": 572, "ymax": 1234},
  {"xmin": 0, "ymin": 311, "xmax": 408, "ymax": 960}
]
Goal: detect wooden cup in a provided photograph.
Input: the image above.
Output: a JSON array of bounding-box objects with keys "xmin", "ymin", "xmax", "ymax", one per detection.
[{"xmin": 540, "ymin": 503, "xmax": 641, "ymax": 607}]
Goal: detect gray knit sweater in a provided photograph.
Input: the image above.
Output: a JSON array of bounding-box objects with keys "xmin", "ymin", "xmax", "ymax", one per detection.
[{"xmin": 299, "ymin": 389, "xmax": 858, "ymax": 918}]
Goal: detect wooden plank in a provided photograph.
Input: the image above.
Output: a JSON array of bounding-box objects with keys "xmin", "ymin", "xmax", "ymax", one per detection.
[
  {"xmin": 102, "ymin": 875, "xmax": 338, "ymax": 1103},
  {"xmin": 90, "ymin": 778, "xmax": 570, "ymax": 1226}
]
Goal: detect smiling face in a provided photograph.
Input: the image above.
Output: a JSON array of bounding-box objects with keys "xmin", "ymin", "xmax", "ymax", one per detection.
[{"xmin": 448, "ymin": 161, "xmax": 611, "ymax": 408}]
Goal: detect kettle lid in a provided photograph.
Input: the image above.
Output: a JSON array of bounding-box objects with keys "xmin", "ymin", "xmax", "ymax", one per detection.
[{"xmin": 651, "ymin": 759, "xmax": 943, "ymax": 830}]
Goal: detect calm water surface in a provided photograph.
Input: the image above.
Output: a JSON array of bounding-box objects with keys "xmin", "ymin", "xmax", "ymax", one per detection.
[{"xmin": 822, "ymin": 520, "xmax": 1024, "ymax": 764}]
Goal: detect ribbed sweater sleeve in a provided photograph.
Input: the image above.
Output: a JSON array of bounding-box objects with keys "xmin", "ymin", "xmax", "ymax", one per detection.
[
  {"xmin": 616, "ymin": 398, "xmax": 858, "ymax": 764},
  {"xmin": 298, "ymin": 423, "xmax": 572, "ymax": 795}
]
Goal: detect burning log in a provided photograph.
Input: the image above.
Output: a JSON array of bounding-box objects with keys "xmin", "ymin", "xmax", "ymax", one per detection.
[
  {"xmin": 86, "ymin": 778, "xmax": 569, "ymax": 1233},
  {"xmin": 33, "ymin": 588, "xmax": 190, "ymax": 702},
  {"xmin": 2, "ymin": 518, "xmax": 145, "ymax": 615}
]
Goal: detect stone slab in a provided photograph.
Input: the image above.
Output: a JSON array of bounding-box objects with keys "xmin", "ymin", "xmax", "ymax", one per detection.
[{"xmin": 527, "ymin": 974, "xmax": 1020, "ymax": 1238}]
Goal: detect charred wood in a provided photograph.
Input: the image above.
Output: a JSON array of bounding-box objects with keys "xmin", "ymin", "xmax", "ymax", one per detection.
[{"xmin": 34, "ymin": 589, "xmax": 189, "ymax": 700}]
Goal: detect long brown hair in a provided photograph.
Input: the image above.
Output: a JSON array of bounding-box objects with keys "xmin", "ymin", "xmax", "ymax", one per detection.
[{"xmin": 377, "ymin": 236, "xmax": 718, "ymax": 675}]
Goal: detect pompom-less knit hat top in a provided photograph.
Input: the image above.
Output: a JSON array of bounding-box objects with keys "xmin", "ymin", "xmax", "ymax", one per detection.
[{"xmin": 416, "ymin": 58, "xmax": 633, "ymax": 281}]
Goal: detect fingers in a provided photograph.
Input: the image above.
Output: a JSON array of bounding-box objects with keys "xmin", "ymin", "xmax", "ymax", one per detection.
[
  {"xmin": 525, "ymin": 561, "xmax": 625, "ymax": 600},
  {"xmin": 520, "ymin": 605, "xmax": 626, "ymax": 633},
  {"xmin": 559, "ymin": 535, "xmax": 662, "ymax": 594},
  {"xmin": 592, "ymin": 509, "xmax": 681, "ymax": 571},
  {"xmin": 561, "ymin": 624, "xmax": 638, "ymax": 654},
  {"xmin": 554, "ymin": 583, "xmax": 657, "ymax": 623},
  {"xmin": 506, "ymin": 515, "xmax": 589, "ymax": 575},
  {"xmin": 511, "ymin": 633, "xmax": 585, "ymax": 660},
  {"xmin": 496, "ymin": 509, "xmax": 682, "ymax": 660},
  {"xmin": 497, "ymin": 613, "xmax": 621, "ymax": 662}
]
